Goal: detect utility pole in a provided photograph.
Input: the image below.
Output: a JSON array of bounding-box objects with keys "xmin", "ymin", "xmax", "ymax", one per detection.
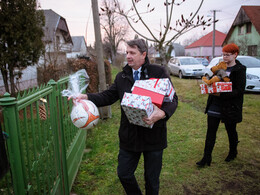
[
  {"xmin": 210, "ymin": 10, "xmax": 220, "ymax": 59},
  {"xmin": 91, "ymin": 0, "xmax": 110, "ymax": 118}
]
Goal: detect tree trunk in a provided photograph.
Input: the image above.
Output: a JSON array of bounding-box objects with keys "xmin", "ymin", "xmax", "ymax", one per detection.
[
  {"xmin": 9, "ymin": 66, "xmax": 16, "ymax": 96},
  {"xmin": 1, "ymin": 69, "xmax": 9, "ymax": 93},
  {"xmin": 111, "ymin": 48, "xmax": 117, "ymax": 67},
  {"xmin": 159, "ymin": 47, "xmax": 171, "ymax": 74}
]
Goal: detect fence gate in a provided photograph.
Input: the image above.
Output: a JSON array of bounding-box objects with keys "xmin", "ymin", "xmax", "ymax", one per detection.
[{"xmin": 0, "ymin": 77, "xmax": 86, "ymax": 194}]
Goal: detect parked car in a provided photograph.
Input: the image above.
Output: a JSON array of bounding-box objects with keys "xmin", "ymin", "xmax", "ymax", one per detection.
[
  {"xmin": 168, "ymin": 56, "xmax": 206, "ymax": 79},
  {"xmin": 196, "ymin": 57, "xmax": 209, "ymax": 66},
  {"xmin": 204, "ymin": 56, "xmax": 260, "ymax": 92}
]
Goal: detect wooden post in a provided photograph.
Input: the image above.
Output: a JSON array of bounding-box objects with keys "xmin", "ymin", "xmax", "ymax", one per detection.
[{"xmin": 91, "ymin": 0, "xmax": 110, "ymax": 118}]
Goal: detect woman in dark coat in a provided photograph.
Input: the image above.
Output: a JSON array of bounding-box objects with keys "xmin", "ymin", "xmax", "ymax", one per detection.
[{"xmin": 196, "ymin": 43, "xmax": 246, "ymax": 167}]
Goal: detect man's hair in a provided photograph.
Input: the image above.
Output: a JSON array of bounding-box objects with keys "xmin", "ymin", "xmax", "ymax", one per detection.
[
  {"xmin": 222, "ymin": 43, "xmax": 240, "ymax": 54},
  {"xmin": 126, "ymin": 39, "xmax": 148, "ymax": 54}
]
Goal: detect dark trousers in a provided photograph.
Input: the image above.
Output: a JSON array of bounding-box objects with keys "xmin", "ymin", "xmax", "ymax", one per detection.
[
  {"xmin": 117, "ymin": 149, "xmax": 163, "ymax": 195},
  {"xmin": 204, "ymin": 115, "xmax": 238, "ymax": 156}
]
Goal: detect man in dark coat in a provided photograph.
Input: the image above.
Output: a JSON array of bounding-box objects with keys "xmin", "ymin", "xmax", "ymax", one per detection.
[
  {"xmin": 75, "ymin": 39, "xmax": 178, "ymax": 194},
  {"xmin": 196, "ymin": 43, "xmax": 246, "ymax": 167}
]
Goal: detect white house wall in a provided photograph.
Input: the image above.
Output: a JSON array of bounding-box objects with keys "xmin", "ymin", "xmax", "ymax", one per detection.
[
  {"xmin": 0, "ymin": 66, "xmax": 38, "ymax": 94},
  {"xmin": 66, "ymin": 38, "xmax": 87, "ymax": 59},
  {"xmin": 45, "ymin": 30, "xmax": 72, "ymax": 53},
  {"xmin": 67, "ymin": 52, "xmax": 81, "ymax": 58},
  {"xmin": 80, "ymin": 41, "xmax": 87, "ymax": 55}
]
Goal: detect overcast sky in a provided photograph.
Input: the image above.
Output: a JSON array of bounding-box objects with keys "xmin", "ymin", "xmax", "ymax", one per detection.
[{"xmin": 38, "ymin": 0, "xmax": 260, "ymax": 46}]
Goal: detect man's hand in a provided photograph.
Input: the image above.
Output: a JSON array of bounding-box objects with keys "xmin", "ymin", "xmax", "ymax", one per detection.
[
  {"xmin": 143, "ymin": 104, "xmax": 166, "ymax": 126},
  {"xmin": 68, "ymin": 94, "xmax": 88, "ymax": 101}
]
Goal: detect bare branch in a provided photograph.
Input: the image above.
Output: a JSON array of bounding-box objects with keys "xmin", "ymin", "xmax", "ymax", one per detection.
[
  {"xmin": 110, "ymin": 0, "xmax": 212, "ymax": 66},
  {"xmin": 166, "ymin": 0, "xmax": 205, "ymax": 45},
  {"xmin": 130, "ymin": 0, "xmax": 159, "ymax": 41}
]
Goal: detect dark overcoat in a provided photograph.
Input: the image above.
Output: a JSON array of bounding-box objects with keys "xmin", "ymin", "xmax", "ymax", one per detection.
[
  {"xmin": 88, "ymin": 58, "xmax": 178, "ymax": 152},
  {"xmin": 205, "ymin": 60, "xmax": 246, "ymax": 123}
]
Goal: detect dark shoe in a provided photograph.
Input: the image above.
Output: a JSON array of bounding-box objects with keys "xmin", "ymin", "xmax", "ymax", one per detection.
[
  {"xmin": 225, "ymin": 152, "xmax": 237, "ymax": 162},
  {"xmin": 225, "ymin": 141, "xmax": 239, "ymax": 162},
  {"xmin": 196, "ymin": 156, "xmax": 212, "ymax": 167}
]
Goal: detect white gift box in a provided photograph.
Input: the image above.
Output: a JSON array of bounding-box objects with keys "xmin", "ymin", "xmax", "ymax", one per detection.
[
  {"xmin": 121, "ymin": 92, "xmax": 154, "ymax": 128},
  {"xmin": 131, "ymin": 80, "xmax": 166, "ymax": 95},
  {"xmin": 132, "ymin": 78, "xmax": 175, "ymax": 102},
  {"xmin": 150, "ymin": 78, "xmax": 175, "ymax": 102},
  {"xmin": 132, "ymin": 81, "xmax": 165, "ymax": 108}
]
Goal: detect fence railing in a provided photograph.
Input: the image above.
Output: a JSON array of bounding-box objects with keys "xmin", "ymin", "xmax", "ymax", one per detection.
[{"xmin": 0, "ymin": 77, "xmax": 86, "ymax": 194}]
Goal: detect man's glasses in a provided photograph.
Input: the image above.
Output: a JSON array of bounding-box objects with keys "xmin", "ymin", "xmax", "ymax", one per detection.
[{"xmin": 222, "ymin": 53, "xmax": 234, "ymax": 57}]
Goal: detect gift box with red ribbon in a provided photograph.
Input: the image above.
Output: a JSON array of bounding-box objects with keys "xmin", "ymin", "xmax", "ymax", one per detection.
[
  {"xmin": 149, "ymin": 78, "xmax": 175, "ymax": 102},
  {"xmin": 200, "ymin": 82, "xmax": 232, "ymax": 94},
  {"xmin": 131, "ymin": 78, "xmax": 175, "ymax": 108},
  {"xmin": 121, "ymin": 92, "xmax": 154, "ymax": 128}
]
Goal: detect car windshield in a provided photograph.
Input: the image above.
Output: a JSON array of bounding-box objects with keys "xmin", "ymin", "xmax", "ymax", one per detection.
[
  {"xmin": 237, "ymin": 57, "xmax": 260, "ymax": 68},
  {"xmin": 180, "ymin": 58, "xmax": 200, "ymax": 65}
]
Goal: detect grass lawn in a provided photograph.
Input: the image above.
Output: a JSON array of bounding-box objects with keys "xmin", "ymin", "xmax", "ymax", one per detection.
[{"xmin": 71, "ymin": 68, "xmax": 260, "ymax": 195}]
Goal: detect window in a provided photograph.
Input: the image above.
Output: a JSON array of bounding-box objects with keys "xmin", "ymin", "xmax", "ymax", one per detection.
[
  {"xmin": 238, "ymin": 25, "xmax": 244, "ymax": 35},
  {"xmin": 56, "ymin": 36, "xmax": 60, "ymax": 43},
  {"xmin": 248, "ymin": 45, "xmax": 257, "ymax": 56},
  {"xmin": 55, "ymin": 36, "xmax": 60, "ymax": 50},
  {"xmin": 246, "ymin": 23, "xmax": 252, "ymax": 33}
]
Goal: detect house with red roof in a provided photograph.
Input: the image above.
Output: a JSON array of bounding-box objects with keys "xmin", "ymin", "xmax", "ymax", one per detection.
[
  {"xmin": 222, "ymin": 6, "xmax": 260, "ymax": 57},
  {"xmin": 185, "ymin": 30, "xmax": 226, "ymax": 60}
]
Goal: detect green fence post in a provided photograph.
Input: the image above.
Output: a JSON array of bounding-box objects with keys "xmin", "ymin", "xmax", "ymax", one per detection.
[
  {"xmin": 0, "ymin": 93, "xmax": 26, "ymax": 195},
  {"xmin": 48, "ymin": 79, "xmax": 70, "ymax": 195},
  {"xmin": 56, "ymin": 79, "xmax": 71, "ymax": 191}
]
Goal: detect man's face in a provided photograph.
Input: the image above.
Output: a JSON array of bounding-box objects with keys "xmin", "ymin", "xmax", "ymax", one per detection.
[{"xmin": 126, "ymin": 45, "xmax": 146, "ymax": 70}]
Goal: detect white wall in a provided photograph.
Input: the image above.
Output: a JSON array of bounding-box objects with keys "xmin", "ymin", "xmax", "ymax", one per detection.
[{"xmin": 0, "ymin": 66, "xmax": 38, "ymax": 94}]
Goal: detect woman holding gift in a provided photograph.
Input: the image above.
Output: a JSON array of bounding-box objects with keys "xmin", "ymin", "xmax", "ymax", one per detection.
[{"xmin": 196, "ymin": 43, "xmax": 246, "ymax": 167}]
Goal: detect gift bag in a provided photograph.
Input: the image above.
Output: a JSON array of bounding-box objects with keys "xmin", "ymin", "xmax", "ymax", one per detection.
[{"xmin": 61, "ymin": 69, "xmax": 100, "ymax": 130}]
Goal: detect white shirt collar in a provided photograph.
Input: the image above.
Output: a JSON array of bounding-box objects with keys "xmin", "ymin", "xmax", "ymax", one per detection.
[{"xmin": 132, "ymin": 67, "xmax": 142, "ymax": 74}]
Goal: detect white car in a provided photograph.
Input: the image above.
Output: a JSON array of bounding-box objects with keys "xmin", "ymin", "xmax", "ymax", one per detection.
[
  {"xmin": 196, "ymin": 57, "xmax": 209, "ymax": 66},
  {"xmin": 168, "ymin": 56, "xmax": 205, "ymax": 79},
  {"xmin": 205, "ymin": 56, "xmax": 260, "ymax": 92}
]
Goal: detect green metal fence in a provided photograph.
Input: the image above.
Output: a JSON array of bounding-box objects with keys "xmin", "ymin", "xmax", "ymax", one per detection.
[{"xmin": 0, "ymin": 77, "xmax": 86, "ymax": 194}]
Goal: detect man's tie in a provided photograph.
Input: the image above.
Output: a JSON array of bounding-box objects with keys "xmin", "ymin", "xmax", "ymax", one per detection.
[{"xmin": 134, "ymin": 70, "xmax": 139, "ymax": 81}]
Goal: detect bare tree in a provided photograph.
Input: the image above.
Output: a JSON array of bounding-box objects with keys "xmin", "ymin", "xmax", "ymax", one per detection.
[
  {"xmin": 100, "ymin": 0, "xmax": 129, "ymax": 67},
  {"xmin": 236, "ymin": 36, "xmax": 249, "ymax": 56},
  {"xmin": 112, "ymin": 0, "xmax": 215, "ymax": 68}
]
